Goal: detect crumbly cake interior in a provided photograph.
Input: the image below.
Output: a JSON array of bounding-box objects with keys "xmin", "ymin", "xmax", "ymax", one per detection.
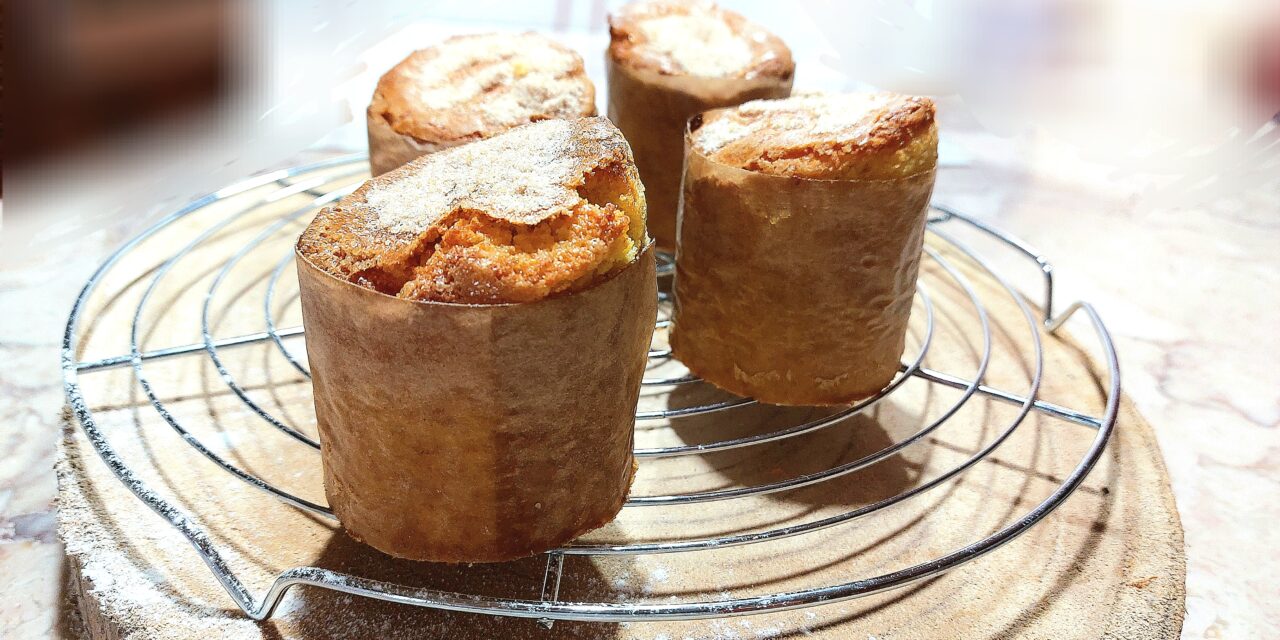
[
  {"xmin": 608, "ymin": 0, "xmax": 791, "ymax": 79},
  {"xmin": 299, "ymin": 119, "xmax": 646, "ymax": 304},
  {"xmin": 691, "ymin": 93, "xmax": 938, "ymax": 180},
  {"xmin": 370, "ymin": 33, "xmax": 595, "ymax": 144},
  {"xmin": 391, "ymin": 173, "xmax": 642, "ymax": 303}
]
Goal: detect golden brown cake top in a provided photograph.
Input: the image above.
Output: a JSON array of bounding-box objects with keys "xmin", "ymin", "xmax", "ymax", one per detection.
[
  {"xmin": 298, "ymin": 118, "xmax": 648, "ymax": 304},
  {"xmin": 607, "ymin": 0, "xmax": 793, "ymax": 79},
  {"xmin": 369, "ymin": 33, "xmax": 596, "ymax": 146},
  {"xmin": 689, "ymin": 93, "xmax": 938, "ymax": 180}
]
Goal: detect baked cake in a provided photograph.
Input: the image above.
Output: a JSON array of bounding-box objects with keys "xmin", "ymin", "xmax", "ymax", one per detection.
[
  {"xmin": 671, "ymin": 93, "xmax": 938, "ymax": 405},
  {"xmin": 690, "ymin": 92, "xmax": 939, "ymax": 179},
  {"xmin": 305, "ymin": 118, "xmax": 646, "ymax": 303},
  {"xmin": 296, "ymin": 117, "xmax": 656, "ymax": 562},
  {"xmin": 607, "ymin": 0, "xmax": 793, "ymax": 79},
  {"xmin": 367, "ymin": 32, "xmax": 596, "ymax": 175},
  {"xmin": 605, "ymin": 0, "xmax": 793, "ymax": 249}
]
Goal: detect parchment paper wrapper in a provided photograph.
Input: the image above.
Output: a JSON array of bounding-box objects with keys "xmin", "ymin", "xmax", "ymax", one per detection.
[
  {"xmin": 606, "ymin": 59, "xmax": 792, "ymax": 250},
  {"xmin": 366, "ymin": 109, "xmax": 450, "ymax": 177},
  {"xmin": 296, "ymin": 246, "xmax": 658, "ymax": 562},
  {"xmin": 670, "ymin": 130, "xmax": 936, "ymax": 407}
]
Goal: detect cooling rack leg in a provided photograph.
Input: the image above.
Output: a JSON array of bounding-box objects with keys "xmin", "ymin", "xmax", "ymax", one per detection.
[
  {"xmin": 538, "ymin": 552, "xmax": 565, "ymax": 629},
  {"xmin": 930, "ymin": 203, "xmax": 1056, "ymax": 321}
]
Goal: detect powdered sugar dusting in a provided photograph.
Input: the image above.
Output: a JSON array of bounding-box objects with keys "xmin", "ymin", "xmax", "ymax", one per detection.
[
  {"xmin": 692, "ymin": 93, "xmax": 899, "ymax": 156},
  {"xmin": 400, "ymin": 33, "xmax": 590, "ymax": 126},
  {"xmin": 362, "ymin": 118, "xmax": 622, "ymax": 235},
  {"xmin": 635, "ymin": 14, "xmax": 754, "ymax": 77},
  {"xmin": 613, "ymin": 0, "xmax": 786, "ymax": 78}
]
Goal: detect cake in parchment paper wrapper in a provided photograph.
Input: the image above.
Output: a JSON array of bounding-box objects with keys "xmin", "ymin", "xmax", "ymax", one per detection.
[
  {"xmin": 671, "ymin": 94, "xmax": 938, "ymax": 406},
  {"xmin": 366, "ymin": 33, "xmax": 596, "ymax": 176},
  {"xmin": 296, "ymin": 118, "xmax": 655, "ymax": 562},
  {"xmin": 606, "ymin": 0, "xmax": 793, "ymax": 250}
]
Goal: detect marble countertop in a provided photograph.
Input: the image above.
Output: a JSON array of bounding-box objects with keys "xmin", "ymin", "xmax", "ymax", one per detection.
[{"xmin": 939, "ymin": 137, "xmax": 1280, "ymax": 639}]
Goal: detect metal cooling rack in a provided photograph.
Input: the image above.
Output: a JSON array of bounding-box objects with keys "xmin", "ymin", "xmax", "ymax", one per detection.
[{"xmin": 62, "ymin": 154, "xmax": 1119, "ymax": 624}]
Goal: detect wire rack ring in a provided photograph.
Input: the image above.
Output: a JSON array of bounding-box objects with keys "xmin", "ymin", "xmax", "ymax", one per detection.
[{"xmin": 63, "ymin": 154, "xmax": 1119, "ymax": 624}]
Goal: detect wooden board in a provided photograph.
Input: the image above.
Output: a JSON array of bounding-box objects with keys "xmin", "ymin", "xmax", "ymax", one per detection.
[{"xmin": 56, "ymin": 174, "xmax": 1185, "ymax": 639}]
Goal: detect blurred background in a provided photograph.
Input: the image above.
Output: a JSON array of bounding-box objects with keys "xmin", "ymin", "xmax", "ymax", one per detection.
[{"xmin": 4, "ymin": 0, "xmax": 1278, "ymax": 263}]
